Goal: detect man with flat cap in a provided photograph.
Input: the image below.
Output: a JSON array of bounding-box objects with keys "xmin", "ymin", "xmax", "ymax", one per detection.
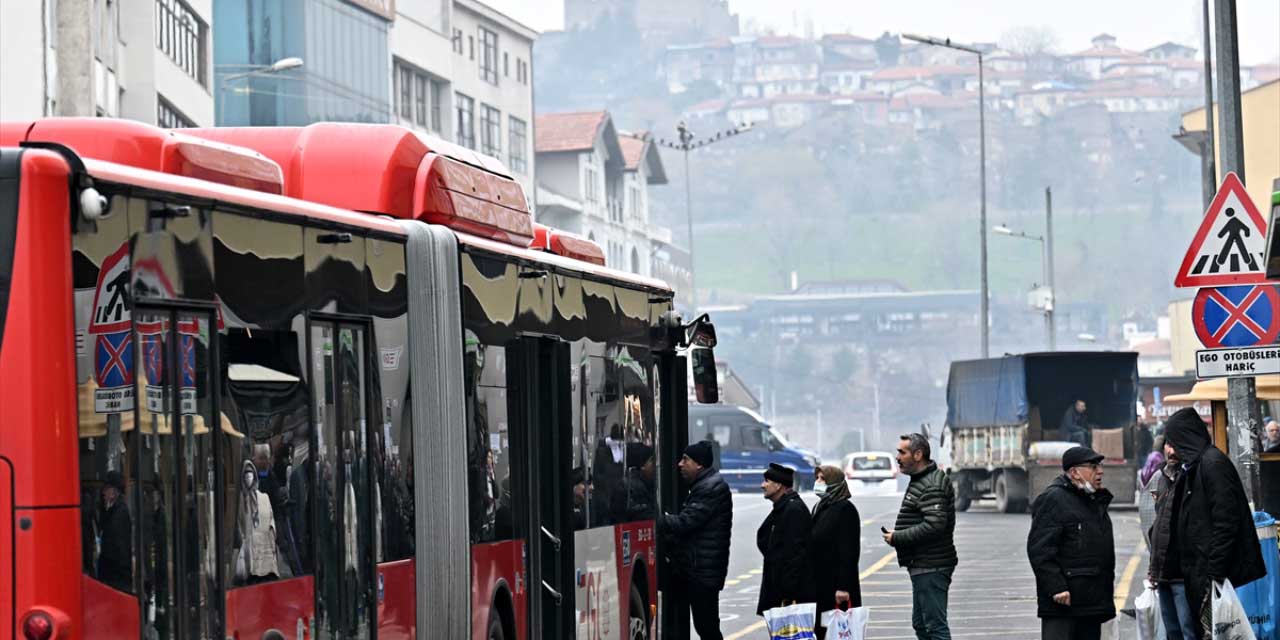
[
  {"xmin": 756, "ymin": 463, "xmax": 812, "ymax": 618},
  {"xmin": 658, "ymin": 440, "xmax": 732, "ymax": 639},
  {"xmin": 1026, "ymin": 446, "xmax": 1116, "ymax": 640}
]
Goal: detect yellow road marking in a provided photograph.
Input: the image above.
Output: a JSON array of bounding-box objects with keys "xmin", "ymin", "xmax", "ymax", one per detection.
[
  {"xmin": 725, "ymin": 579, "xmax": 741, "ymax": 586},
  {"xmin": 859, "ymin": 550, "xmax": 897, "ymax": 580},
  {"xmin": 1114, "ymin": 540, "xmax": 1146, "ymax": 610},
  {"xmin": 724, "ymin": 551, "xmax": 897, "ymax": 640},
  {"xmin": 861, "ymin": 509, "xmax": 899, "ymax": 527}
]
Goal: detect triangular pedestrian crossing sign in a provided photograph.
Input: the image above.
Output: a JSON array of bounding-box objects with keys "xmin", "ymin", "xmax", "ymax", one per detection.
[{"xmin": 1174, "ymin": 172, "xmax": 1269, "ymax": 288}]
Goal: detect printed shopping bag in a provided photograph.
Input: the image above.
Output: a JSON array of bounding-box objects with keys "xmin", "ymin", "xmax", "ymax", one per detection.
[
  {"xmin": 1134, "ymin": 583, "xmax": 1165, "ymax": 640},
  {"xmin": 1212, "ymin": 580, "xmax": 1257, "ymax": 640},
  {"xmin": 763, "ymin": 602, "xmax": 818, "ymax": 640},
  {"xmin": 820, "ymin": 606, "xmax": 869, "ymax": 640}
]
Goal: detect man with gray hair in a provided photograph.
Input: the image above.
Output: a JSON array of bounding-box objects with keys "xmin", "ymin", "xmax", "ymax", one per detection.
[
  {"xmin": 883, "ymin": 433, "xmax": 957, "ymax": 639},
  {"xmin": 1262, "ymin": 418, "xmax": 1280, "ymax": 453}
]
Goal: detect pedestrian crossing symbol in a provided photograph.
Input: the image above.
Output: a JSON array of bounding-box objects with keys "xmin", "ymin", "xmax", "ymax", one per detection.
[{"xmin": 1175, "ymin": 172, "xmax": 1268, "ymax": 288}]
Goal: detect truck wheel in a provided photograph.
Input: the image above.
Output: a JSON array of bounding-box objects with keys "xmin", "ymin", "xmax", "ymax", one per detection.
[
  {"xmin": 952, "ymin": 476, "xmax": 972, "ymax": 512},
  {"xmin": 995, "ymin": 473, "xmax": 1012, "ymax": 513}
]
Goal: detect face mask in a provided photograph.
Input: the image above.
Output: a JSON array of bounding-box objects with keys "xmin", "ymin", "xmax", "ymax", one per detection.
[
  {"xmin": 258, "ymin": 469, "xmax": 269, "ymax": 479},
  {"xmin": 813, "ymin": 481, "xmax": 827, "ymax": 496},
  {"xmin": 244, "ymin": 472, "xmax": 256, "ymax": 488},
  {"xmin": 1080, "ymin": 481, "xmax": 1096, "ymax": 494}
]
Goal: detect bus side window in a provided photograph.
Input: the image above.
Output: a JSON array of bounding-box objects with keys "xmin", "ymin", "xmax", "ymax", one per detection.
[
  {"xmin": 220, "ymin": 328, "xmax": 310, "ymax": 586},
  {"xmin": 619, "ymin": 347, "xmax": 657, "ymax": 523},
  {"xmin": 465, "ymin": 337, "xmax": 511, "ymax": 543}
]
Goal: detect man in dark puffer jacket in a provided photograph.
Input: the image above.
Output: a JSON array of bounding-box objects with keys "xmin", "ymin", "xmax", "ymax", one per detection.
[
  {"xmin": 659, "ymin": 441, "xmax": 732, "ymax": 640},
  {"xmin": 884, "ymin": 433, "xmax": 957, "ymax": 640},
  {"xmin": 1026, "ymin": 446, "xmax": 1116, "ymax": 640}
]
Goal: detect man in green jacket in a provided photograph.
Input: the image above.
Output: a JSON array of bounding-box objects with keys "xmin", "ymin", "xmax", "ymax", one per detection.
[{"xmin": 883, "ymin": 433, "xmax": 957, "ymax": 640}]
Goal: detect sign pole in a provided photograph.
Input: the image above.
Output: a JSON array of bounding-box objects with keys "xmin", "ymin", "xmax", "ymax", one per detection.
[{"xmin": 1213, "ymin": 0, "xmax": 1262, "ymax": 504}]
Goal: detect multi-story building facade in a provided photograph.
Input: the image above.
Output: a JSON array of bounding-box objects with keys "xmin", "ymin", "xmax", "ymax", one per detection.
[
  {"xmin": 215, "ymin": 0, "xmax": 394, "ymax": 126},
  {"xmin": 534, "ymin": 110, "xmax": 676, "ymax": 277},
  {"xmin": 1, "ymin": 0, "xmax": 214, "ymax": 127},
  {"xmin": 210, "ymin": 0, "xmax": 536, "ymax": 196}
]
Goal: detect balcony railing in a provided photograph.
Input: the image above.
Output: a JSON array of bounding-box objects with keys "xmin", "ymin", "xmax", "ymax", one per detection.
[{"xmin": 155, "ymin": 0, "xmax": 208, "ymax": 87}]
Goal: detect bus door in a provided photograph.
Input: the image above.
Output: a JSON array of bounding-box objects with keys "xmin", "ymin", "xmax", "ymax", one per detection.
[
  {"xmin": 309, "ymin": 319, "xmax": 377, "ymax": 639},
  {"xmin": 509, "ymin": 336, "xmax": 574, "ymax": 638},
  {"xmin": 132, "ymin": 305, "xmax": 222, "ymax": 640}
]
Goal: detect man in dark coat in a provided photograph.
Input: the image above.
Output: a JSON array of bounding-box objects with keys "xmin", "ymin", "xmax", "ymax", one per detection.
[
  {"xmin": 884, "ymin": 433, "xmax": 956, "ymax": 640},
  {"xmin": 617, "ymin": 443, "xmax": 656, "ymax": 522},
  {"xmin": 809, "ymin": 465, "xmax": 861, "ymax": 639},
  {"xmin": 1162, "ymin": 407, "xmax": 1266, "ymax": 639},
  {"xmin": 1147, "ymin": 443, "xmax": 1198, "ymax": 640},
  {"xmin": 658, "ymin": 441, "xmax": 732, "ymax": 640},
  {"xmin": 1026, "ymin": 446, "xmax": 1116, "ymax": 640},
  {"xmin": 1060, "ymin": 399, "xmax": 1091, "ymax": 446},
  {"xmin": 756, "ymin": 463, "xmax": 812, "ymax": 617},
  {"xmin": 97, "ymin": 470, "xmax": 133, "ymax": 592}
]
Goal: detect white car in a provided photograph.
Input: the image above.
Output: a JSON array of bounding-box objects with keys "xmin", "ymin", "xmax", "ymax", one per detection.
[{"xmin": 843, "ymin": 451, "xmax": 899, "ymax": 486}]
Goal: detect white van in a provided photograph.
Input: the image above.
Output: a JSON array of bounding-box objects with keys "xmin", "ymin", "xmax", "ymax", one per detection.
[{"xmin": 842, "ymin": 451, "xmax": 898, "ymax": 485}]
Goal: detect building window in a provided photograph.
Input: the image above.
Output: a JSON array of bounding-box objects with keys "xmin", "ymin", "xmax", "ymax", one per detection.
[
  {"xmin": 154, "ymin": 0, "xmax": 208, "ymax": 86},
  {"xmin": 629, "ymin": 183, "xmax": 642, "ymax": 220},
  {"xmin": 508, "ymin": 116, "xmax": 527, "ymax": 174},
  {"xmin": 468, "ymin": 35, "xmax": 475, "ymax": 61},
  {"xmin": 479, "ymin": 27, "xmax": 498, "ymax": 85},
  {"xmin": 157, "ymin": 96, "xmax": 195, "ymax": 128},
  {"xmin": 504, "ymin": 52, "xmax": 510, "ymax": 77},
  {"xmin": 452, "ymin": 28, "xmax": 463, "ymax": 54},
  {"xmin": 584, "ymin": 157, "xmax": 599, "ymax": 205},
  {"xmin": 456, "ymin": 93, "xmax": 475, "ymax": 149},
  {"xmin": 516, "ymin": 58, "xmax": 528, "ymax": 85},
  {"xmin": 480, "ymin": 104, "xmax": 501, "ymax": 157},
  {"xmin": 397, "ymin": 65, "xmax": 413, "ymax": 120},
  {"xmin": 394, "ymin": 59, "xmax": 444, "ymax": 132}
]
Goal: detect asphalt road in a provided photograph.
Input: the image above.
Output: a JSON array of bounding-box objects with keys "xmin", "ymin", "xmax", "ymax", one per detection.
[{"xmin": 710, "ymin": 481, "xmax": 1151, "ymax": 639}]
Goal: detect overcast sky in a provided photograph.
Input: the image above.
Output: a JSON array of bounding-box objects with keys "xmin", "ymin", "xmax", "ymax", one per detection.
[{"xmin": 485, "ymin": 0, "xmax": 1280, "ymax": 66}]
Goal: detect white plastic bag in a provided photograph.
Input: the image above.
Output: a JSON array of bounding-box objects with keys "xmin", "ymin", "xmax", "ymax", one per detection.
[
  {"xmin": 763, "ymin": 602, "xmax": 817, "ymax": 640},
  {"xmin": 820, "ymin": 606, "xmax": 869, "ymax": 640},
  {"xmin": 1212, "ymin": 579, "xmax": 1257, "ymax": 640},
  {"xmin": 1134, "ymin": 583, "xmax": 1165, "ymax": 640}
]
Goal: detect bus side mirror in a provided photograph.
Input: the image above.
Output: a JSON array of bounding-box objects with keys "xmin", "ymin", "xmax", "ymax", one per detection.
[{"xmin": 691, "ymin": 347, "xmax": 719, "ymax": 405}]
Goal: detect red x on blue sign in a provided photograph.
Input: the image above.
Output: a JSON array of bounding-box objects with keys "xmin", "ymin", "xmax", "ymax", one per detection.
[{"xmin": 1192, "ymin": 285, "xmax": 1280, "ymax": 348}]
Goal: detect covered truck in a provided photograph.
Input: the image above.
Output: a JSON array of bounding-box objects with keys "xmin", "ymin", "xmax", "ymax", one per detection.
[{"xmin": 944, "ymin": 352, "xmax": 1141, "ymax": 513}]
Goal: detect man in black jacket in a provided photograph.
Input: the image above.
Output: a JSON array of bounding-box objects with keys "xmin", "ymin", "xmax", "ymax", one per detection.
[
  {"xmin": 1162, "ymin": 407, "xmax": 1266, "ymax": 639},
  {"xmin": 97, "ymin": 470, "xmax": 133, "ymax": 592},
  {"xmin": 756, "ymin": 463, "xmax": 812, "ymax": 617},
  {"xmin": 658, "ymin": 441, "xmax": 732, "ymax": 640},
  {"xmin": 884, "ymin": 433, "xmax": 956, "ymax": 640},
  {"xmin": 1026, "ymin": 446, "xmax": 1116, "ymax": 640}
]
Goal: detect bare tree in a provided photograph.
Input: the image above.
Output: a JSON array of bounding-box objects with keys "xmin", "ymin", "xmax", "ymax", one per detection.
[{"xmin": 999, "ymin": 25, "xmax": 1060, "ymax": 58}]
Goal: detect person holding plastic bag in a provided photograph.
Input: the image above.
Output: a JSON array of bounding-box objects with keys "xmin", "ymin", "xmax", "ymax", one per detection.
[
  {"xmin": 1162, "ymin": 408, "xmax": 1265, "ymax": 639},
  {"xmin": 756, "ymin": 464, "xmax": 813, "ymax": 617},
  {"xmin": 808, "ymin": 465, "xmax": 863, "ymax": 639}
]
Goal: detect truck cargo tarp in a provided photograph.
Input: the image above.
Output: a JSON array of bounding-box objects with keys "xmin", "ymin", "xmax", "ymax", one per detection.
[{"xmin": 946, "ymin": 356, "xmax": 1028, "ymax": 428}]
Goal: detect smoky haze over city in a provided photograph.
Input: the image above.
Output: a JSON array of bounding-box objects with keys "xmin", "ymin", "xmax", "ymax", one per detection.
[{"xmin": 521, "ymin": 0, "xmax": 1280, "ymax": 457}]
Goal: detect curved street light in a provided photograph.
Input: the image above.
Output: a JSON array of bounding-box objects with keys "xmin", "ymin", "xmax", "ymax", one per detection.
[{"xmin": 218, "ymin": 57, "xmax": 306, "ymax": 124}]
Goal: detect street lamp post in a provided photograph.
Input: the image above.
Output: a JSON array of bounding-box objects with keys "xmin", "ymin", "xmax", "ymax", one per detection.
[
  {"xmin": 903, "ymin": 33, "xmax": 988, "ymax": 357},
  {"xmin": 656, "ymin": 120, "xmax": 752, "ymax": 313},
  {"xmin": 217, "ymin": 57, "xmax": 304, "ymax": 125},
  {"xmin": 993, "ymin": 187, "xmax": 1057, "ymax": 351}
]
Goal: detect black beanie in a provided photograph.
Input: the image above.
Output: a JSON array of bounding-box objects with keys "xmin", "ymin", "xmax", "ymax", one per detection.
[
  {"xmin": 764, "ymin": 462, "xmax": 794, "ymax": 487},
  {"xmin": 684, "ymin": 441, "xmax": 713, "ymax": 468},
  {"xmin": 627, "ymin": 443, "xmax": 655, "ymax": 469}
]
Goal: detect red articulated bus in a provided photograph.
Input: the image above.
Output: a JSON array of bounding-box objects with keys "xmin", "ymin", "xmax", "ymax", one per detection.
[{"xmin": 0, "ymin": 118, "xmax": 718, "ymax": 640}]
